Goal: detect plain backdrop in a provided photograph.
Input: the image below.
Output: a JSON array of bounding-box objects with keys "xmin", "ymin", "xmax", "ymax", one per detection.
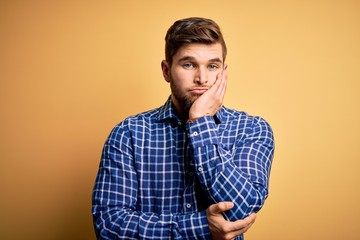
[{"xmin": 1, "ymin": 0, "xmax": 359, "ymax": 239}]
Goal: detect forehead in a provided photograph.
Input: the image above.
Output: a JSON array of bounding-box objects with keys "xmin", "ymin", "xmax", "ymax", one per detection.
[{"xmin": 173, "ymin": 43, "xmax": 223, "ymax": 62}]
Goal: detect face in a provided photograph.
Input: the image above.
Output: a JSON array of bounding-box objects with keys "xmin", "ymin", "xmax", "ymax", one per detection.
[{"xmin": 161, "ymin": 43, "xmax": 224, "ymax": 116}]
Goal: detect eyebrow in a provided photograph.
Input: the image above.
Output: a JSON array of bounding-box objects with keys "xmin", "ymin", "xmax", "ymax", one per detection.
[{"xmin": 178, "ymin": 56, "xmax": 223, "ymax": 64}]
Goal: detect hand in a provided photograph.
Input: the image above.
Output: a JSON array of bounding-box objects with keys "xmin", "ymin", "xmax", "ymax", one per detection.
[
  {"xmin": 206, "ymin": 202, "xmax": 256, "ymax": 240},
  {"xmin": 188, "ymin": 66, "xmax": 227, "ymax": 120}
]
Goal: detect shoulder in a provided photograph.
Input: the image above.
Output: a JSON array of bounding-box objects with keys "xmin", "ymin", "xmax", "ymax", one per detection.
[
  {"xmin": 221, "ymin": 106, "xmax": 265, "ymax": 124},
  {"xmin": 107, "ymin": 107, "xmax": 161, "ymax": 140},
  {"xmin": 122, "ymin": 107, "xmax": 160, "ymax": 125},
  {"xmin": 222, "ymin": 106, "xmax": 273, "ymax": 136}
]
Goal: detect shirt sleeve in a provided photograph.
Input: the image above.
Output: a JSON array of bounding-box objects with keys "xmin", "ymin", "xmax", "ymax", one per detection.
[
  {"xmin": 92, "ymin": 123, "xmax": 213, "ymax": 240},
  {"xmin": 186, "ymin": 115, "xmax": 275, "ymax": 221}
]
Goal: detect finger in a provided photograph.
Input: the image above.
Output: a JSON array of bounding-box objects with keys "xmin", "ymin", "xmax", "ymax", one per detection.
[
  {"xmin": 222, "ymin": 213, "xmax": 257, "ymax": 237},
  {"xmin": 230, "ymin": 220, "xmax": 255, "ymax": 237},
  {"xmin": 219, "ymin": 68, "xmax": 227, "ymax": 96},
  {"xmin": 214, "ymin": 69, "xmax": 227, "ymax": 107},
  {"xmin": 210, "ymin": 70, "xmax": 225, "ymax": 97},
  {"xmin": 227, "ymin": 221, "xmax": 254, "ymax": 238},
  {"xmin": 241, "ymin": 221, "xmax": 254, "ymax": 234},
  {"xmin": 205, "ymin": 71, "xmax": 223, "ymax": 98},
  {"xmin": 210, "ymin": 72, "xmax": 222, "ymax": 93},
  {"xmin": 239, "ymin": 213, "xmax": 256, "ymax": 227},
  {"xmin": 207, "ymin": 202, "xmax": 234, "ymax": 215},
  {"xmin": 211, "ymin": 64, "xmax": 227, "ymax": 91},
  {"xmin": 230, "ymin": 213, "xmax": 257, "ymax": 232},
  {"xmin": 217, "ymin": 67, "xmax": 227, "ymax": 91}
]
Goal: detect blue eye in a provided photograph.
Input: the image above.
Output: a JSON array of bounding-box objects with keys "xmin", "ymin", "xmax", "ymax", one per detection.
[
  {"xmin": 183, "ymin": 63, "xmax": 194, "ymax": 69},
  {"xmin": 208, "ymin": 64, "xmax": 218, "ymax": 70}
]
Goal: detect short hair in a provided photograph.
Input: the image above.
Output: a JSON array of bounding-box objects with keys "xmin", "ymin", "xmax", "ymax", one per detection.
[{"xmin": 164, "ymin": 17, "xmax": 227, "ymax": 66}]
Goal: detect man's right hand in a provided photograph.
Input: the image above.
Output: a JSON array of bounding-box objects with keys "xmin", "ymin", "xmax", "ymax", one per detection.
[
  {"xmin": 188, "ymin": 66, "xmax": 227, "ymax": 121},
  {"xmin": 206, "ymin": 202, "xmax": 256, "ymax": 240}
]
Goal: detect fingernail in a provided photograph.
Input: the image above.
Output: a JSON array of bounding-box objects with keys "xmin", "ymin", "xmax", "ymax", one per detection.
[{"xmin": 226, "ymin": 202, "xmax": 234, "ymax": 208}]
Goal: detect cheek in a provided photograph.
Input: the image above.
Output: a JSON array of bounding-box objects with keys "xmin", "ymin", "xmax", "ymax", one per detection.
[
  {"xmin": 208, "ymin": 71, "xmax": 220, "ymax": 84},
  {"xmin": 171, "ymin": 69, "xmax": 193, "ymax": 84}
]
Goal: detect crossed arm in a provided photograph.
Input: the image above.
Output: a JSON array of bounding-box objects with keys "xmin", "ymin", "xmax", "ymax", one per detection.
[
  {"xmin": 92, "ymin": 114, "xmax": 273, "ymax": 240},
  {"xmin": 92, "ymin": 69, "xmax": 274, "ymax": 239}
]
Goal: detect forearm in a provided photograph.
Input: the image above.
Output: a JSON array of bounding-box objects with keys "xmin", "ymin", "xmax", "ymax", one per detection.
[
  {"xmin": 194, "ymin": 152, "xmax": 267, "ymax": 219},
  {"xmin": 187, "ymin": 115, "xmax": 274, "ymax": 221},
  {"xmin": 92, "ymin": 204, "xmax": 212, "ymax": 239},
  {"xmin": 92, "ymin": 206, "xmax": 174, "ymax": 239},
  {"xmin": 92, "ymin": 165, "xmax": 179, "ymax": 239},
  {"xmin": 93, "ymin": 145, "xmax": 212, "ymax": 239},
  {"xmin": 174, "ymin": 211, "xmax": 212, "ymax": 239}
]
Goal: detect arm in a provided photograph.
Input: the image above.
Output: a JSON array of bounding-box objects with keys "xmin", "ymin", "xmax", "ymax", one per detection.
[
  {"xmin": 187, "ymin": 115, "xmax": 274, "ymax": 221},
  {"xmin": 92, "ymin": 123, "xmax": 213, "ymax": 239},
  {"xmin": 188, "ymin": 67, "xmax": 274, "ymax": 221}
]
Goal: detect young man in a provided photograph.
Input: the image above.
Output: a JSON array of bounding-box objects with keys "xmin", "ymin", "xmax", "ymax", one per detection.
[{"xmin": 92, "ymin": 17, "xmax": 274, "ymax": 240}]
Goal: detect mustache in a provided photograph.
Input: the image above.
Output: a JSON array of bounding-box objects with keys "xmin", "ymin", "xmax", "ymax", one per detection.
[{"xmin": 192, "ymin": 84, "xmax": 211, "ymax": 88}]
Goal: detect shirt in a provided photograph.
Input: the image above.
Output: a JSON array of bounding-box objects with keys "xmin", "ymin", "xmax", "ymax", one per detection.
[{"xmin": 92, "ymin": 97, "xmax": 275, "ymax": 240}]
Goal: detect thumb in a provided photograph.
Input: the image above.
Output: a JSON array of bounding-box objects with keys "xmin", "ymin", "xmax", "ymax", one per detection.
[{"xmin": 208, "ymin": 202, "xmax": 234, "ymax": 215}]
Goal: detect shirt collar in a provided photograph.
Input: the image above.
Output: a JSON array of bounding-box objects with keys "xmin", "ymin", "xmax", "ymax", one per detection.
[
  {"xmin": 156, "ymin": 96, "xmax": 179, "ymax": 122},
  {"xmin": 156, "ymin": 96, "xmax": 227, "ymax": 124}
]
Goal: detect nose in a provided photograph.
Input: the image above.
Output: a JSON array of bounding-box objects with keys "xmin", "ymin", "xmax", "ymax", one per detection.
[{"xmin": 194, "ymin": 67, "xmax": 208, "ymax": 85}]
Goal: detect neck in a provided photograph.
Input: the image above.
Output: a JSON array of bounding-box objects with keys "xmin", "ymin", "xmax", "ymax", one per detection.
[{"xmin": 171, "ymin": 96, "xmax": 189, "ymax": 121}]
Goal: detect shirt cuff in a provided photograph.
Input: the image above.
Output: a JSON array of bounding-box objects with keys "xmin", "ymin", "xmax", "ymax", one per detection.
[{"xmin": 186, "ymin": 116, "xmax": 219, "ymax": 147}]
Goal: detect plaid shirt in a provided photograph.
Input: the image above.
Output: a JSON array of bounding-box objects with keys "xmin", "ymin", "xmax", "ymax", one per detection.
[{"xmin": 92, "ymin": 97, "xmax": 274, "ymax": 239}]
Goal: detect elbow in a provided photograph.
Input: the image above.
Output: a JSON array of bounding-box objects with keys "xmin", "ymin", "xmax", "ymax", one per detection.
[
  {"xmin": 249, "ymin": 187, "xmax": 268, "ymax": 213},
  {"xmin": 92, "ymin": 209, "xmax": 131, "ymax": 240},
  {"xmin": 225, "ymin": 186, "xmax": 268, "ymax": 221},
  {"xmin": 92, "ymin": 212, "xmax": 115, "ymax": 240}
]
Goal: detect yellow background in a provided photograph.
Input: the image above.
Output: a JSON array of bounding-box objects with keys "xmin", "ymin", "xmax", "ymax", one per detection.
[{"xmin": 1, "ymin": 1, "xmax": 359, "ymax": 239}]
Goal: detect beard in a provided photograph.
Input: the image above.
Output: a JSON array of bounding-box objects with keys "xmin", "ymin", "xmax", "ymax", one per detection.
[
  {"xmin": 168, "ymin": 73, "xmax": 211, "ymax": 118},
  {"xmin": 168, "ymin": 72, "xmax": 204, "ymax": 115},
  {"xmin": 170, "ymin": 80, "xmax": 196, "ymax": 113}
]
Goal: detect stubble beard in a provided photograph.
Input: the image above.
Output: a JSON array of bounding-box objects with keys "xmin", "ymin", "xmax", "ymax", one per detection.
[{"xmin": 170, "ymin": 81, "xmax": 198, "ymax": 115}]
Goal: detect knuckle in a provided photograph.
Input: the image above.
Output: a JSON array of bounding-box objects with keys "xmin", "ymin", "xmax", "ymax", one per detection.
[
  {"xmin": 220, "ymin": 225, "xmax": 231, "ymax": 233},
  {"xmin": 223, "ymin": 233, "xmax": 234, "ymax": 240}
]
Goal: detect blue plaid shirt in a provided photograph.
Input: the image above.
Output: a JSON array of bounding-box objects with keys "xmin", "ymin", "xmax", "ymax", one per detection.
[{"xmin": 92, "ymin": 97, "xmax": 274, "ymax": 239}]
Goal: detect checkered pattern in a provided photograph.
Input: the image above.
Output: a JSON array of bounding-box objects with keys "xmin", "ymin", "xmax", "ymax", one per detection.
[{"xmin": 92, "ymin": 97, "xmax": 274, "ymax": 239}]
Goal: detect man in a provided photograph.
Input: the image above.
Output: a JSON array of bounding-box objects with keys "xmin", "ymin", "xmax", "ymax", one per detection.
[{"xmin": 92, "ymin": 17, "xmax": 274, "ymax": 240}]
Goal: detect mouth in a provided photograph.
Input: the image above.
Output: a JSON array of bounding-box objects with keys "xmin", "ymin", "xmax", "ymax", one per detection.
[{"xmin": 190, "ymin": 87, "xmax": 208, "ymax": 95}]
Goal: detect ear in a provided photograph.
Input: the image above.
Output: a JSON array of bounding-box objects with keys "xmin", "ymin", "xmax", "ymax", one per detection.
[{"xmin": 161, "ymin": 60, "xmax": 171, "ymax": 82}]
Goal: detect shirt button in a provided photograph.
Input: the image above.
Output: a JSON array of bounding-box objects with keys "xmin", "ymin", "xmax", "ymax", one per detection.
[
  {"xmin": 188, "ymin": 172, "xmax": 194, "ymax": 176},
  {"xmin": 177, "ymin": 121, "xmax": 182, "ymax": 126},
  {"xmin": 198, "ymin": 167, "xmax": 203, "ymax": 172},
  {"xmin": 186, "ymin": 203, "xmax": 191, "ymax": 209},
  {"xmin": 193, "ymin": 131, "xmax": 198, "ymax": 136}
]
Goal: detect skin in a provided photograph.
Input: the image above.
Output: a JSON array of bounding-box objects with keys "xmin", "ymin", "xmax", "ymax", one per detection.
[
  {"xmin": 161, "ymin": 42, "xmax": 256, "ymax": 239},
  {"xmin": 162, "ymin": 43, "xmax": 227, "ymax": 120},
  {"xmin": 207, "ymin": 202, "xmax": 256, "ymax": 240}
]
